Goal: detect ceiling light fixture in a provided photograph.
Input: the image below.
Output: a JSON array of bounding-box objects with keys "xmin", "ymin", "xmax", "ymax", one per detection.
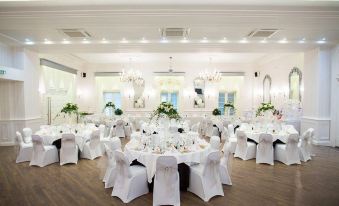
[
  {"xmin": 239, "ymin": 38, "xmax": 248, "ymax": 44},
  {"xmin": 200, "ymin": 37, "xmax": 209, "ymax": 43},
  {"xmin": 160, "ymin": 37, "xmax": 169, "ymax": 43},
  {"xmin": 140, "ymin": 37, "xmax": 149, "ymax": 43},
  {"xmin": 62, "ymin": 39, "xmax": 71, "ymax": 44},
  {"xmin": 120, "ymin": 38, "xmax": 129, "ymax": 43},
  {"xmin": 120, "ymin": 58, "xmax": 143, "ymax": 86},
  {"xmin": 44, "ymin": 38, "xmax": 53, "ymax": 44},
  {"xmin": 180, "ymin": 37, "xmax": 190, "ymax": 43},
  {"xmin": 101, "ymin": 38, "xmax": 109, "ymax": 44},
  {"xmin": 24, "ymin": 38, "xmax": 34, "ymax": 45},
  {"xmin": 298, "ymin": 38, "xmax": 306, "ymax": 44},
  {"xmin": 199, "ymin": 57, "xmax": 221, "ymax": 83},
  {"xmin": 316, "ymin": 38, "xmax": 326, "ymax": 44},
  {"xmin": 82, "ymin": 38, "xmax": 90, "ymax": 44},
  {"xmin": 278, "ymin": 38, "xmax": 288, "ymax": 44},
  {"xmin": 219, "ymin": 37, "xmax": 229, "ymax": 43}
]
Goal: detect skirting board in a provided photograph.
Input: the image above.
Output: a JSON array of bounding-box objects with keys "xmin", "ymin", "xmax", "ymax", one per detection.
[{"xmin": 301, "ymin": 116, "xmax": 332, "ymax": 146}]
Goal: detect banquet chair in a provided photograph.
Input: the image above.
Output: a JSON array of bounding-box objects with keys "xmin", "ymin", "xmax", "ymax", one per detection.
[
  {"xmin": 220, "ymin": 143, "xmax": 232, "ymax": 185},
  {"xmin": 124, "ymin": 124, "xmax": 133, "ymax": 138},
  {"xmin": 228, "ymin": 124, "xmax": 237, "ymax": 153},
  {"xmin": 256, "ymin": 133, "xmax": 274, "ymax": 165},
  {"xmin": 115, "ymin": 120, "xmax": 126, "ymax": 138},
  {"xmin": 29, "ymin": 135, "xmax": 59, "ymax": 167},
  {"xmin": 275, "ymin": 133, "xmax": 301, "ymax": 165},
  {"xmin": 103, "ymin": 144, "xmax": 119, "ymax": 188},
  {"xmin": 111, "ymin": 150, "xmax": 148, "ymax": 203},
  {"xmin": 299, "ymin": 128, "xmax": 313, "ymax": 162},
  {"xmin": 60, "ymin": 134, "xmax": 78, "ymax": 165},
  {"xmin": 153, "ymin": 156, "xmax": 180, "ymax": 206},
  {"xmin": 191, "ymin": 123, "xmax": 199, "ymax": 132},
  {"xmin": 81, "ymin": 130, "xmax": 103, "ymax": 160},
  {"xmin": 309, "ymin": 128, "xmax": 316, "ymax": 157},
  {"xmin": 205, "ymin": 120, "xmax": 216, "ymax": 138},
  {"xmin": 234, "ymin": 130, "xmax": 256, "ymax": 160},
  {"xmin": 188, "ymin": 151, "xmax": 224, "ymax": 202},
  {"xmin": 210, "ymin": 136, "xmax": 221, "ymax": 151},
  {"xmin": 22, "ymin": 127, "xmax": 33, "ymax": 143},
  {"xmin": 221, "ymin": 127, "xmax": 229, "ymax": 141},
  {"xmin": 99, "ymin": 124, "xmax": 110, "ymax": 153},
  {"xmin": 15, "ymin": 131, "xmax": 33, "ymax": 163}
]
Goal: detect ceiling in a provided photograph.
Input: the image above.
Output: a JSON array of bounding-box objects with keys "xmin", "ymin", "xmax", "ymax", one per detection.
[
  {"xmin": 0, "ymin": 0, "xmax": 338, "ymax": 53},
  {"xmin": 73, "ymin": 53, "xmax": 269, "ymax": 64}
]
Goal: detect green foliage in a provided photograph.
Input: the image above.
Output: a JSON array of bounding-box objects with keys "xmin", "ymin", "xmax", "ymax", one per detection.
[
  {"xmin": 151, "ymin": 102, "xmax": 181, "ymax": 120},
  {"xmin": 104, "ymin": 102, "xmax": 115, "ymax": 109},
  {"xmin": 59, "ymin": 103, "xmax": 79, "ymax": 116},
  {"xmin": 114, "ymin": 108, "xmax": 123, "ymax": 115},
  {"xmin": 224, "ymin": 102, "xmax": 235, "ymax": 109},
  {"xmin": 212, "ymin": 108, "xmax": 221, "ymax": 116},
  {"xmin": 256, "ymin": 102, "xmax": 275, "ymax": 116}
]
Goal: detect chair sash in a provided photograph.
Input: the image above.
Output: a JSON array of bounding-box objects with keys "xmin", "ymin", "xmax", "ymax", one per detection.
[
  {"xmin": 114, "ymin": 151, "xmax": 131, "ymax": 179},
  {"xmin": 98, "ymin": 124, "xmax": 106, "ymax": 138},
  {"xmin": 32, "ymin": 135, "xmax": 45, "ymax": 152},
  {"xmin": 258, "ymin": 133, "xmax": 273, "ymax": 151},
  {"xmin": 203, "ymin": 151, "xmax": 221, "ymax": 187},
  {"xmin": 155, "ymin": 156, "xmax": 178, "ymax": 193},
  {"xmin": 61, "ymin": 133, "xmax": 76, "ymax": 149},
  {"xmin": 89, "ymin": 130, "xmax": 100, "ymax": 149}
]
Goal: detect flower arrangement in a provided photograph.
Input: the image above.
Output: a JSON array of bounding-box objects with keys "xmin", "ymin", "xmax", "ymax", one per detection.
[
  {"xmin": 104, "ymin": 102, "xmax": 115, "ymax": 110},
  {"xmin": 151, "ymin": 102, "xmax": 181, "ymax": 120},
  {"xmin": 224, "ymin": 102, "xmax": 235, "ymax": 109},
  {"xmin": 256, "ymin": 102, "xmax": 275, "ymax": 116},
  {"xmin": 58, "ymin": 103, "xmax": 79, "ymax": 117},
  {"xmin": 114, "ymin": 108, "xmax": 123, "ymax": 116},
  {"xmin": 212, "ymin": 108, "xmax": 221, "ymax": 116}
]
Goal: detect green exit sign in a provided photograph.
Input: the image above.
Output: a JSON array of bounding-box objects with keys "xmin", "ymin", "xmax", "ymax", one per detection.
[{"xmin": 0, "ymin": 69, "xmax": 6, "ymax": 75}]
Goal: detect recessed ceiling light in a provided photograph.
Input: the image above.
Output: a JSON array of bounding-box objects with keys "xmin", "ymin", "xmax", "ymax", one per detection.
[
  {"xmin": 278, "ymin": 38, "xmax": 288, "ymax": 44},
  {"xmin": 62, "ymin": 39, "xmax": 71, "ymax": 44},
  {"xmin": 200, "ymin": 37, "xmax": 209, "ymax": 43},
  {"xmin": 239, "ymin": 38, "xmax": 248, "ymax": 43},
  {"xmin": 316, "ymin": 37, "xmax": 326, "ymax": 44},
  {"xmin": 140, "ymin": 37, "xmax": 149, "ymax": 43},
  {"xmin": 82, "ymin": 38, "xmax": 90, "ymax": 44},
  {"xmin": 101, "ymin": 38, "xmax": 109, "ymax": 44},
  {"xmin": 298, "ymin": 38, "xmax": 306, "ymax": 44},
  {"xmin": 24, "ymin": 38, "xmax": 34, "ymax": 45},
  {"xmin": 44, "ymin": 38, "xmax": 53, "ymax": 44},
  {"xmin": 120, "ymin": 38, "xmax": 129, "ymax": 43},
  {"xmin": 160, "ymin": 37, "xmax": 169, "ymax": 43},
  {"xmin": 180, "ymin": 37, "xmax": 190, "ymax": 43},
  {"xmin": 219, "ymin": 37, "xmax": 228, "ymax": 43},
  {"xmin": 260, "ymin": 38, "xmax": 267, "ymax": 43}
]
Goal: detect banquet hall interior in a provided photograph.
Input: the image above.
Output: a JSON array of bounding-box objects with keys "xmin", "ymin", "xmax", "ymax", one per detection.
[{"xmin": 0, "ymin": 0, "xmax": 339, "ymax": 205}]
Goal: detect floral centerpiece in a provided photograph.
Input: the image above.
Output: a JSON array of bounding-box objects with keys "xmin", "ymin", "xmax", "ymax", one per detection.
[
  {"xmin": 55, "ymin": 103, "xmax": 79, "ymax": 123},
  {"xmin": 114, "ymin": 108, "xmax": 123, "ymax": 116},
  {"xmin": 256, "ymin": 102, "xmax": 275, "ymax": 116},
  {"xmin": 151, "ymin": 102, "xmax": 181, "ymax": 120},
  {"xmin": 212, "ymin": 108, "xmax": 221, "ymax": 116},
  {"xmin": 224, "ymin": 102, "xmax": 235, "ymax": 110},
  {"xmin": 103, "ymin": 102, "xmax": 115, "ymax": 116}
]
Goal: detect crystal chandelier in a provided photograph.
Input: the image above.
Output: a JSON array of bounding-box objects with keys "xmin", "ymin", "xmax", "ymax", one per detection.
[
  {"xmin": 120, "ymin": 58, "xmax": 144, "ymax": 86},
  {"xmin": 199, "ymin": 57, "xmax": 222, "ymax": 82}
]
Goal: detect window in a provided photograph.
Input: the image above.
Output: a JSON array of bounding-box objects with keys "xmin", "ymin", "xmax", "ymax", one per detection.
[
  {"xmin": 103, "ymin": 92, "xmax": 121, "ymax": 109},
  {"xmin": 218, "ymin": 92, "xmax": 236, "ymax": 115},
  {"xmin": 160, "ymin": 92, "xmax": 178, "ymax": 110}
]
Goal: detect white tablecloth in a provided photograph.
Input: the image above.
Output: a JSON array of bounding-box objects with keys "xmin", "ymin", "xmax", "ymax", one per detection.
[
  {"xmin": 124, "ymin": 141, "xmax": 210, "ymax": 183},
  {"xmin": 245, "ymin": 131, "xmax": 290, "ymax": 143}
]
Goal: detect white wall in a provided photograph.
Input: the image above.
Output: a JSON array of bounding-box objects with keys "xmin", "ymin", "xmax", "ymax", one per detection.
[{"xmin": 330, "ymin": 45, "xmax": 339, "ymax": 146}]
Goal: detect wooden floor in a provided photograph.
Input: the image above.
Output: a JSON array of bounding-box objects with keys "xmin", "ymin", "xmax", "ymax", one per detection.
[{"xmin": 1, "ymin": 140, "xmax": 339, "ymax": 206}]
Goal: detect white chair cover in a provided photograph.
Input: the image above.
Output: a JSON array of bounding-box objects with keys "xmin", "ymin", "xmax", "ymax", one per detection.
[
  {"xmin": 205, "ymin": 120, "xmax": 215, "ymax": 138},
  {"xmin": 60, "ymin": 133, "xmax": 78, "ymax": 165},
  {"xmin": 99, "ymin": 124, "xmax": 110, "ymax": 153},
  {"xmin": 256, "ymin": 133, "xmax": 274, "ymax": 165},
  {"xmin": 299, "ymin": 128, "xmax": 313, "ymax": 162},
  {"xmin": 30, "ymin": 135, "xmax": 59, "ymax": 167},
  {"xmin": 115, "ymin": 120, "xmax": 126, "ymax": 138},
  {"xmin": 234, "ymin": 130, "xmax": 256, "ymax": 160},
  {"xmin": 15, "ymin": 131, "xmax": 33, "ymax": 163},
  {"xmin": 153, "ymin": 156, "xmax": 180, "ymax": 206},
  {"xmin": 210, "ymin": 136, "xmax": 220, "ymax": 151},
  {"xmin": 22, "ymin": 127, "xmax": 33, "ymax": 143},
  {"xmin": 111, "ymin": 150, "xmax": 148, "ymax": 203},
  {"xmin": 124, "ymin": 125, "xmax": 132, "ymax": 138},
  {"xmin": 81, "ymin": 130, "xmax": 102, "ymax": 160},
  {"xmin": 221, "ymin": 126, "xmax": 229, "ymax": 141},
  {"xmin": 227, "ymin": 124, "xmax": 235, "ymax": 138},
  {"xmin": 191, "ymin": 123, "xmax": 199, "ymax": 132},
  {"xmin": 103, "ymin": 144, "xmax": 118, "ymax": 188},
  {"xmin": 188, "ymin": 151, "xmax": 224, "ymax": 202},
  {"xmin": 275, "ymin": 133, "xmax": 301, "ymax": 165},
  {"xmin": 220, "ymin": 143, "xmax": 232, "ymax": 185}
]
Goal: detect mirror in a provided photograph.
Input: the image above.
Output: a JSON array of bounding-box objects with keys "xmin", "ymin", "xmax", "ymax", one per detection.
[
  {"xmin": 133, "ymin": 78, "xmax": 145, "ymax": 108},
  {"xmin": 193, "ymin": 78, "xmax": 205, "ymax": 108},
  {"xmin": 263, "ymin": 75, "xmax": 272, "ymax": 103},
  {"xmin": 289, "ymin": 67, "xmax": 302, "ymax": 101}
]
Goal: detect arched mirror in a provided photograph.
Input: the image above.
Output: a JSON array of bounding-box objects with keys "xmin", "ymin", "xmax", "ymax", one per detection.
[
  {"xmin": 263, "ymin": 75, "xmax": 272, "ymax": 103},
  {"xmin": 133, "ymin": 78, "xmax": 145, "ymax": 108},
  {"xmin": 289, "ymin": 67, "xmax": 302, "ymax": 101},
  {"xmin": 193, "ymin": 78, "xmax": 205, "ymax": 108}
]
